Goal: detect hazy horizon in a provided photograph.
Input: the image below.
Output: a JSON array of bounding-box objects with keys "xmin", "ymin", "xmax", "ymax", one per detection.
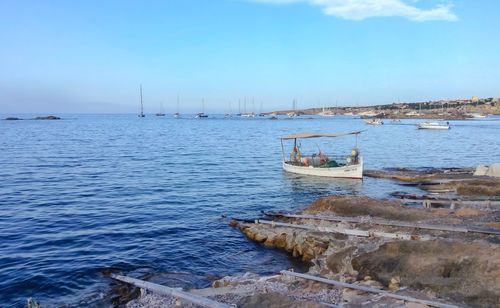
[{"xmin": 1, "ymin": 0, "xmax": 499, "ymax": 114}]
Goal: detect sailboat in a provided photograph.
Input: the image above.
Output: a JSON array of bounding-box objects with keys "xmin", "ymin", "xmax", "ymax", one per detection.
[
  {"xmin": 287, "ymin": 99, "xmax": 299, "ymax": 118},
  {"xmin": 174, "ymin": 95, "xmax": 180, "ymax": 118},
  {"xmin": 196, "ymin": 98, "xmax": 208, "ymax": 118},
  {"xmin": 138, "ymin": 84, "xmax": 145, "ymax": 117},
  {"xmin": 258, "ymin": 102, "xmax": 266, "ymax": 117},
  {"xmin": 224, "ymin": 102, "xmax": 233, "ymax": 118},
  {"xmin": 155, "ymin": 102, "xmax": 165, "ymax": 116}
]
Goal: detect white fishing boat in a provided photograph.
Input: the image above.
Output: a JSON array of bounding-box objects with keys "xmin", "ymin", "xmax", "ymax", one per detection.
[
  {"xmin": 416, "ymin": 122, "xmax": 450, "ymax": 130},
  {"xmin": 364, "ymin": 118, "xmax": 383, "ymax": 125},
  {"xmin": 280, "ymin": 131, "xmax": 364, "ymax": 179}
]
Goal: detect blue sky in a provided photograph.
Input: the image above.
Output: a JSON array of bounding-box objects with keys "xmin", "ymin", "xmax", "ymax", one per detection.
[{"xmin": 0, "ymin": 0, "xmax": 499, "ymax": 113}]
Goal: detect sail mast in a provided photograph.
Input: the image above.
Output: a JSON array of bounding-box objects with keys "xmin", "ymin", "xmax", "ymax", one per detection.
[{"xmin": 139, "ymin": 84, "xmax": 145, "ymax": 117}]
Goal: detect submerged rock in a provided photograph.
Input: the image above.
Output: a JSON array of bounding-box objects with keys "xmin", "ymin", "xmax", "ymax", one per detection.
[{"xmin": 4, "ymin": 117, "xmax": 21, "ymax": 120}]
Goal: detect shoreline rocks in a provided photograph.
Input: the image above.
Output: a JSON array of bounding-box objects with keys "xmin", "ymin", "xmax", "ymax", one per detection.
[
  {"xmin": 237, "ymin": 195, "xmax": 499, "ymax": 307},
  {"xmin": 121, "ymin": 167, "xmax": 499, "ymax": 307}
]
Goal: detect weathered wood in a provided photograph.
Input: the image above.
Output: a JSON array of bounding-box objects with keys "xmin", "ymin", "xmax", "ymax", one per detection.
[
  {"xmin": 256, "ymin": 219, "xmax": 431, "ymax": 240},
  {"xmin": 110, "ymin": 274, "xmax": 230, "ymax": 308},
  {"xmin": 264, "ymin": 213, "xmax": 500, "ymax": 235},
  {"xmin": 404, "ymin": 198, "xmax": 500, "ymax": 207},
  {"xmin": 281, "ymin": 271, "xmax": 459, "ymax": 308}
]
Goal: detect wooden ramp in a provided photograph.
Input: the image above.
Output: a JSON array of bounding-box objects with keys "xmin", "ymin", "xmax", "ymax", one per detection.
[{"xmin": 110, "ymin": 273, "xmax": 230, "ymax": 308}]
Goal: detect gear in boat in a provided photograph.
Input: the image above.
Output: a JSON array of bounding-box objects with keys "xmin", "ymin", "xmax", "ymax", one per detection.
[{"xmin": 280, "ymin": 131, "xmax": 364, "ymax": 179}]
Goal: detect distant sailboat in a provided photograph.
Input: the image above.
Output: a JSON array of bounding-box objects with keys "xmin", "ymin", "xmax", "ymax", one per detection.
[
  {"xmin": 174, "ymin": 95, "xmax": 180, "ymax": 118},
  {"xmin": 155, "ymin": 102, "xmax": 165, "ymax": 116},
  {"xmin": 224, "ymin": 102, "xmax": 233, "ymax": 118},
  {"xmin": 196, "ymin": 98, "xmax": 208, "ymax": 118},
  {"xmin": 287, "ymin": 99, "xmax": 299, "ymax": 118},
  {"xmin": 138, "ymin": 84, "xmax": 145, "ymax": 117}
]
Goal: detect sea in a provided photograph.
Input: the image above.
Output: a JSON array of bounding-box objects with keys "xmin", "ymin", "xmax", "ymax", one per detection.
[{"xmin": 1, "ymin": 114, "xmax": 499, "ymax": 307}]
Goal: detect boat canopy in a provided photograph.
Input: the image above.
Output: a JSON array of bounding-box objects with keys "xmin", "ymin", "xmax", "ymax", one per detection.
[{"xmin": 280, "ymin": 131, "xmax": 364, "ymax": 140}]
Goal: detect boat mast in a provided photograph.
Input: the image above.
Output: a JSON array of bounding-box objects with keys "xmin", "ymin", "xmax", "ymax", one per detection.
[
  {"xmin": 140, "ymin": 84, "xmax": 144, "ymax": 117},
  {"xmin": 177, "ymin": 94, "xmax": 180, "ymax": 114}
]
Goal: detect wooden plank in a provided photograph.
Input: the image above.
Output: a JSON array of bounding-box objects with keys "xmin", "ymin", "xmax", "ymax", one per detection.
[
  {"xmin": 264, "ymin": 213, "xmax": 500, "ymax": 236},
  {"xmin": 256, "ymin": 219, "xmax": 431, "ymax": 240},
  {"xmin": 280, "ymin": 271, "xmax": 459, "ymax": 308},
  {"xmin": 401, "ymin": 199, "xmax": 500, "ymax": 206},
  {"xmin": 110, "ymin": 274, "xmax": 230, "ymax": 308}
]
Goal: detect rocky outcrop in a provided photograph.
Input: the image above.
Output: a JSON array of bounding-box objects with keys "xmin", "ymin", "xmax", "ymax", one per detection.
[
  {"xmin": 304, "ymin": 196, "xmax": 445, "ymax": 221},
  {"xmin": 238, "ymin": 195, "xmax": 499, "ymax": 307},
  {"xmin": 474, "ymin": 164, "xmax": 500, "ymax": 178},
  {"xmin": 34, "ymin": 115, "xmax": 61, "ymax": 120},
  {"xmin": 352, "ymin": 240, "xmax": 500, "ymax": 307}
]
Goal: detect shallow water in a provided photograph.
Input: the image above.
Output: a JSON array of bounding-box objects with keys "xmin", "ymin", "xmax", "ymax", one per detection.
[{"xmin": 0, "ymin": 114, "xmax": 499, "ymax": 306}]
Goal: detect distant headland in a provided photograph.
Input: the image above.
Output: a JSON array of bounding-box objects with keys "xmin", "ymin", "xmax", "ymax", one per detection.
[{"xmin": 270, "ymin": 96, "xmax": 500, "ymax": 119}]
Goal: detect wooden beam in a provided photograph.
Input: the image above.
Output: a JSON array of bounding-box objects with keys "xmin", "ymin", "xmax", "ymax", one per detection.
[
  {"xmin": 255, "ymin": 219, "xmax": 431, "ymax": 240},
  {"xmin": 264, "ymin": 213, "xmax": 500, "ymax": 236},
  {"xmin": 110, "ymin": 274, "xmax": 230, "ymax": 308},
  {"xmin": 280, "ymin": 271, "xmax": 459, "ymax": 308}
]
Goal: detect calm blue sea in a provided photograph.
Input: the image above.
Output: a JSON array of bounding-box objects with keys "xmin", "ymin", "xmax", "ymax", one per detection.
[{"xmin": 1, "ymin": 114, "xmax": 499, "ymax": 307}]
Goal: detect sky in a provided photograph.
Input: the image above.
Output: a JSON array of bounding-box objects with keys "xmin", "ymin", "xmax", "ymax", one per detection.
[{"xmin": 0, "ymin": 0, "xmax": 499, "ymax": 113}]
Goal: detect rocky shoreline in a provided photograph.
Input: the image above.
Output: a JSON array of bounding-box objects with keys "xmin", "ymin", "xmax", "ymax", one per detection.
[{"xmin": 115, "ymin": 167, "xmax": 499, "ymax": 308}]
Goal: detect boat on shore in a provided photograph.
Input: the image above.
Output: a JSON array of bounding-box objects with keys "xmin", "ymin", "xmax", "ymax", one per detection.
[
  {"xmin": 417, "ymin": 122, "xmax": 450, "ymax": 130},
  {"xmin": 280, "ymin": 131, "xmax": 364, "ymax": 179},
  {"xmin": 364, "ymin": 118, "xmax": 383, "ymax": 125}
]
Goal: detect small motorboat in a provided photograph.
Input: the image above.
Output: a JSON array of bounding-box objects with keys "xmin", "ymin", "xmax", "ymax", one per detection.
[
  {"xmin": 417, "ymin": 122, "xmax": 450, "ymax": 130},
  {"xmin": 364, "ymin": 118, "xmax": 384, "ymax": 125},
  {"xmin": 280, "ymin": 131, "xmax": 364, "ymax": 179}
]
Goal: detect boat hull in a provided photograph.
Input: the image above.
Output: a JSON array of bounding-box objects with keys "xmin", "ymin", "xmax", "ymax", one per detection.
[
  {"xmin": 282, "ymin": 158, "xmax": 363, "ymax": 179},
  {"xmin": 417, "ymin": 124, "xmax": 449, "ymax": 130}
]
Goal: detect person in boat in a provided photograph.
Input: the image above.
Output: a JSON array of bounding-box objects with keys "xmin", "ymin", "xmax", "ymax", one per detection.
[
  {"xmin": 290, "ymin": 146, "xmax": 302, "ymax": 164},
  {"xmin": 346, "ymin": 148, "xmax": 359, "ymax": 165}
]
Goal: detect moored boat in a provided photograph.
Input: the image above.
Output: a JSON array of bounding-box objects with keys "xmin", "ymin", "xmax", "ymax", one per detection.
[
  {"xmin": 195, "ymin": 113, "xmax": 208, "ymax": 118},
  {"xmin": 280, "ymin": 131, "xmax": 364, "ymax": 179},
  {"xmin": 364, "ymin": 118, "xmax": 383, "ymax": 125},
  {"xmin": 417, "ymin": 122, "xmax": 450, "ymax": 130}
]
